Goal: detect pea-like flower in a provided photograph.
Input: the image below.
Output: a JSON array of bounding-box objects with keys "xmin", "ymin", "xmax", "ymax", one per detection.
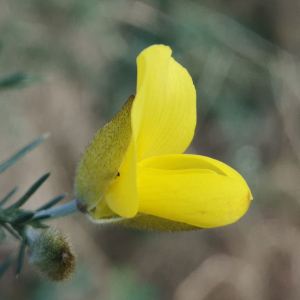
[{"xmin": 74, "ymin": 45, "xmax": 252, "ymax": 231}]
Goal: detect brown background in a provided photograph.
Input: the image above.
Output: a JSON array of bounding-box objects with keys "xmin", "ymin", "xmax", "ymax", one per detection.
[{"xmin": 1, "ymin": 1, "xmax": 300, "ymax": 299}]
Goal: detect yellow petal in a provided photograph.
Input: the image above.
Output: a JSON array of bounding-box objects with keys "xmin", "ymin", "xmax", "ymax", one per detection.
[
  {"xmin": 138, "ymin": 170, "xmax": 251, "ymax": 228},
  {"xmin": 131, "ymin": 45, "xmax": 197, "ymax": 161},
  {"xmin": 104, "ymin": 140, "xmax": 139, "ymax": 218},
  {"xmin": 74, "ymin": 96, "xmax": 134, "ymax": 211},
  {"xmin": 137, "ymin": 156, "xmax": 251, "ymax": 228},
  {"xmin": 139, "ymin": 154, "xmax": 252, "ymax": 199},
  {"xmin": 89, "ymin": 198, "xmax": 117, "ymax": 220}
]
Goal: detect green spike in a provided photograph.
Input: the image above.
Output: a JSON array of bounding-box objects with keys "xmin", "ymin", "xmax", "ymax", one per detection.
[
  {"xmin": 1, "ymin": 223, "xmax": 21, "ymax": 240},
  {"xmin": 0, "ymin": 256, "xmax": 15, "ymax": 278},
  {"xmin": 30, "ymin": 221, "xmax": 49, "ymax": 229},
  {"xmin": 16, "ymin": 236, "xmax": 27, "ymax": 276},
  {"xmin": 31, "ymin": 214, "xmax": 51, "ymax": 221},
  {"xmin": 0, "ymin": 226, "xmax": 6, "ymax": 241},
  {"xmin": 6, "ymin": 173, "xmax": 50, "ymax": 212},
  {"xmin": 36, "ymin": 194, "xmax": 66, "ymax": 212},
  {"xmin": 11, "ymin": 211, "xmax": 35, "ymax": 225},
  {"xmin": 0, "ymin": 72, "xmax": 28, "ymax": 90},
  {"xmin": 0, "ymin": 134, "xmax": 48, "ymax": 174},
  {"xmin": 0, "ymin": 187, "xmax": 18, "ymax": 208}
]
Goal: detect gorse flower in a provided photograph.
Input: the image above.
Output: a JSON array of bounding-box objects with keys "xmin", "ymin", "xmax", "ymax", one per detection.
[{"xmin": 74, "ymin": 45, "xmax": 252, "ymax": 231}]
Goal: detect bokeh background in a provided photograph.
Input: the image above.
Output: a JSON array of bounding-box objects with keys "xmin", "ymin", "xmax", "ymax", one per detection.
[{"xmin": 1, "ymin": 0, "xmax": 300, "ymax": 299}]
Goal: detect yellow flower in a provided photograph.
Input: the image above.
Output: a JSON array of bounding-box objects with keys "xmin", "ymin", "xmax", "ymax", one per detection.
[{"xmin": 74, "ymin": 45, "xmax": 252, "ymax": 231}]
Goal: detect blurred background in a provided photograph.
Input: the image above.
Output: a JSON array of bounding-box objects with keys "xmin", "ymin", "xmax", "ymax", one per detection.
[{"xmin": 1, "ymin": 0, "xmax": 300, "ymax": 299}]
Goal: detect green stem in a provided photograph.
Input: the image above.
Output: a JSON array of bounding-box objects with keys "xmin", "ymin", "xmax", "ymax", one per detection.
[{"xmin": 32, "ymin": 200, "xmax": 78, "ymax": 220}]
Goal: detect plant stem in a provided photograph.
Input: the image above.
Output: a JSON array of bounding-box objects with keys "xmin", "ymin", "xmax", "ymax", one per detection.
[{"xmin": 33, "ymin": 200, "xmax": 78, "ymax": 220}]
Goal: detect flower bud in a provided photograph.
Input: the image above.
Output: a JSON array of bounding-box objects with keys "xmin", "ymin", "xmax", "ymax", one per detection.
[{"xmin": 28, "ymin": 227, "xmax": 76, "ymax": 282}]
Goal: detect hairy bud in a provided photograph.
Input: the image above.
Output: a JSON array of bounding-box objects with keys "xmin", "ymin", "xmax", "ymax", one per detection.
[{"xmin": 29, "ymin": 227, "xmax": 76, "ymax": 282}]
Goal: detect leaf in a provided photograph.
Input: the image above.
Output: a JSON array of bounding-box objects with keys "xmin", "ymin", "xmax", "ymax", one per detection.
[
  {"xmin": 0, "ymin": 256, "xmax": 15, "ymax": 278},
  {"xmin": 36, "ymin": 194, "xmax": 66, "ymax": 211},
  {"xmin": 0, "ymin": 134, "xmax": 48, "ymax": 174},
  {"xmin": 6, "ymin": 173, "xmax": 50, "ymax": 212},
  {"xmin": 0, "ymin": 187, "xmax": 18, "ymax": 208}
]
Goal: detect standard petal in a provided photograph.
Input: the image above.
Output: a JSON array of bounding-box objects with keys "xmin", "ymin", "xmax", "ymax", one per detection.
[
  {"xmin": 131, "ymin": 45, "xmax": 196, "ymax": 161},
  {"xmin": 138, "ymin": 154, "xmax": 252, "ymax": 199},
  {"xmin": 74, "ymin": 96, "xmax": 134, "ymax": 211},
  {"xmin": 137, "ymin": 167, "xmax": 251, "ymax": 228}
]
